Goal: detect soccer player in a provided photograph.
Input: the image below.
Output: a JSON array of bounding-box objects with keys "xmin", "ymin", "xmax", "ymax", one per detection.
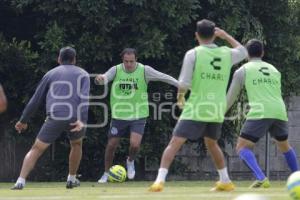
[
  {"xmin": 149, "ymin": 19, "xmax": 247, "ymax": 192},
  {"xmin": 95, "ymin": 48, "xmax": 178, "ymax": 183},
  {"xmin": 0, "ymin": 84, "xmax": 7, "ymax": 113},
  {"xmin": 226, "ymin": 39, "xmax": 299, "ymax": 188},
  {"xmin": 12, "ymin": 47, "xmax": 90, "ymax": 190}
]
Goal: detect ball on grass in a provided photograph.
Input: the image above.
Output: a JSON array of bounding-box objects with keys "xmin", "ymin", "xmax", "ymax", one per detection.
[
  {"xmin": 287, "ymin": 171, "xmax": 300, "ymax": 200},
  {"xmin": 108, "ymin": 165, "xmax": 127, "ymax": 183}
]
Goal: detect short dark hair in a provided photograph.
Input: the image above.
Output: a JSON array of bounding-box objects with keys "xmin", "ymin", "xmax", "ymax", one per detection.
[
  {"xmin": 196, "ymin": 19, "xmax": 215, "ymax": 39},
  {"xmin": 246, "ymin": 39, "xmax": 264, "ymax": 58},
  {"xmin": 120, "ymin": 48, "xmax": 137, "ymax": 59},
  {"xmin": 59, "ymin": 46, "xmax": 76, "ymax": 64}
]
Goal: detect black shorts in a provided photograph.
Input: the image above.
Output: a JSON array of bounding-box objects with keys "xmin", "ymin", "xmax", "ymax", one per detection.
[
  {"xmin": 37, "ymin": 117, "xmax": 86, "ymax": 144},
  {"xmin": 240, "ymin": 119, "xmax": 288, "ymax": 143},
  {"xmin": 108, "ymin": 118, "xmax": 147, "ymax": 138},
  {"xmin": 173, "ymin": 120, "xmax": 222, "ymax": 140}
]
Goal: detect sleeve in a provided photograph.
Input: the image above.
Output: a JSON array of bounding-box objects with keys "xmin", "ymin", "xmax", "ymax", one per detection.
[
  {"xmin": 178, "ymin": 49, "xmax": 196, "ymax": 89},
  {"xmin": 19, "ymin": 73, "xmax": 50, "ymax": 123},
  {"xmin": 231, "ymin": 45, "xmax": 248, "ymax": 65},
  {"xmin": 80, "ymin": 73, "xmax": 90, "ymax": 123},
  {"xmin": 144, "ymin": 65, "xmax": 179, "ymax": 87},
  {"xmin": 226, "ymin": 66, "xmax": 246, "ymax": 111},
  {"xmin": 94, "ymin": 66, "xmax": 116, "ymax": 85}
]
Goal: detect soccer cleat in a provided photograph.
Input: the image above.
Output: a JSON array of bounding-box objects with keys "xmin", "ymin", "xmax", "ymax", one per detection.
[
  {"xmin": 98, "ymin": 173, "xmax": 108, "ymax": 183},
  {"xmin": 148, "ymin": 182, "xmax": 164, "ymax": 192},
  {"xmin": 66, "ymin": 178, "xmax": 80, "ymax": 189},
  {"xmin": 126, "ymin": 159, "xmax": 135, "ymax": 179},
  {"xmin": 210, "ymin": 181, "xmax": 235, "ymax": 192},
  {"xmin": 249, "ymin": 178, "xmax": 270, "ymax": 189},
  {"xmin": 11, "ymin": 183, "xmax": 24, "ymax": 190}
]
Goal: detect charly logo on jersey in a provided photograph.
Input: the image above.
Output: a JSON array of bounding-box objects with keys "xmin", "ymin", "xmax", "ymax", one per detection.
[
  {"xmin": 253, "ymin": 67, "xmax": 279, "ymax": 85},
  {"xmin": 118, "ymin": 78, "xmax": 139, "ymax": 95},
  {"xmin": 258, "ymin": 67, "xmax": 270, "ymax": 76},
  {"xmin": 200, "ymin": 57, "xmax": 224, "ymax": 81},
  {"xmin": 110, "ymin": 127, "xmax": 118, "ymax": 135}
]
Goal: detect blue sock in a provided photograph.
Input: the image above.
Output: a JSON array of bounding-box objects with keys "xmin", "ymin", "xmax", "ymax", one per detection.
[
  {"xmin": 239, "ymin": 148, "xmax": 266, "ymax": 181},
  {"xmin": 283, "ymin": 148, "xmax": 299, "ymax": 172}
]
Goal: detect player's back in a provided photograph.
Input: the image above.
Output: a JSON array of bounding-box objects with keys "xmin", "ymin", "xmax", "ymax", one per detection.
[
  {"xmin": 244, "ymin": 60, "xmax": 287, "ymax": 120},
  {"xmin": 180, "ymin": 45, "xmax": 232, "ymax": 122},
  {"xmin": 45, "ymin": 65, "xmax": 89, "ymax": 119}
]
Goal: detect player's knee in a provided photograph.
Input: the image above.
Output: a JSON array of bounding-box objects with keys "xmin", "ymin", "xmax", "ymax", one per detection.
[
  {"xmin": 107, "ymin": 142, "xmax": 118, "ymax": 151},
  {"xmin": 130, "ymin": 143, "xmax": 140, "ymax": 150},
  {"xmin": 204, "ymin": 138, "xmax": 217, "ymax": 149},
  {"xmin": 236, "ymin": 145, "xmax": 242, "ymax": 154},
  {"xmin": 71, "ymin": 141, "xmax": 82, "ymax": 150},
  {"xmin": 30, "ymin": 144, "xmax": 46, "ymax": 156}
]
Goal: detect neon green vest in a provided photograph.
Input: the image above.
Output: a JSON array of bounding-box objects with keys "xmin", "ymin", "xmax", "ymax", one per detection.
[
  {"xmin": 180, "ymin": 46, "xmax": 232, "ymax": 122},
  {"xmin": 244, "ymin": 60, "xmax": 287, "ymax": 120},
  {"xmin": 110, "ymin": 63, "xmax": 149, "ymax": 119}
]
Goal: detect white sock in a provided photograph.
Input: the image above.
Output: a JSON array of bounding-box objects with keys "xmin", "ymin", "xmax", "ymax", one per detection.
[
  {"xmin": 127, "ymin": 159, "xmax": 134, "ymax": 165},
  {"xmin": 154, "ymin": 168, "xmax": 168, "ymax": 184},
  {"xmin": 217, "ymin": 167, "xmax": 231, "ymax": 183},
  {"xmin": 103, "ymin": 172, "xmax": 109, "ymax": 177},
  {"xmin": 67, "ymin": 174, "xmax": 76, "ymax": 182},
  {"xmin": 16, "ymin": 177, "xmax": 25, "ymax": 185}
]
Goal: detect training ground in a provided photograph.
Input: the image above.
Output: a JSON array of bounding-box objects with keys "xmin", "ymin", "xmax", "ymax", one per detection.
[{"xmin": 0, "ymin": 181, "xmax": 290, "ymax": 200}]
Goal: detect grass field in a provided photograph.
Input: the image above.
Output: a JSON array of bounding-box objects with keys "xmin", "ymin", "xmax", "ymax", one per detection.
[{"xmin": 0, "ymin": 181, "xmax": 291, "ymax": 200}]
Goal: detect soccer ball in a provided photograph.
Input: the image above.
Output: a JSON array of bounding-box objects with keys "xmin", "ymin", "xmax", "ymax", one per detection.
[
  {"xmin": 233, "ymin": 194, "xmax": 268, "ymax": 200},
  {"xmin": 287, "ymin": 171, "xmax": 300, "ymax": 200},
  {"xmin": 108, "ymin": 165, "xmax": 127, "ymax": 183}
]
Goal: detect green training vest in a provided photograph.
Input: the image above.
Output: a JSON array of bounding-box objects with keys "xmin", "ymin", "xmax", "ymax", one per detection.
[
  {"xmin": 180, "ymin": 46, "xmax": 232, "ymax": 122},
  {"xmin": 110, "ymin": 63, "xmax": 149, "ymax": 120},
  {"xmin": 244, "ymin": 60, "xmax": 287, "ymax": 120}
]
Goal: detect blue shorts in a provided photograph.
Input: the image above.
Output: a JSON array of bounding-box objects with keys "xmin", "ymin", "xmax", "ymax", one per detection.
[{"xmin": 108, "ymin": 118, "xmax": 147, "ymax": 138}]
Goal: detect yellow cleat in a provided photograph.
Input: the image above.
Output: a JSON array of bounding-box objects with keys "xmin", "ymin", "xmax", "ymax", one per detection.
[
  {"xmin": 210, "ymin": 181, "xmax": 235, "ymax": 192},
  {"xmin": 148, "ymin": 182, "xmax": 164, "ymax": 192},
  {"xmin": 249, "ymin": 178, "xmax": 270, "ymax": 189}
]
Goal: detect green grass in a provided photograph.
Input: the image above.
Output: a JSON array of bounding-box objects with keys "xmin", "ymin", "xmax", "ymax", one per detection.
[{"xmin": 0, "ymin": 181, "xmax": 291, "ymax": 200}]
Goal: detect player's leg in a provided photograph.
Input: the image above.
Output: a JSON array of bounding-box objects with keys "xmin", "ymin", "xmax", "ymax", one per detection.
[
  {"xmin": 203, "ymin": 123, "xmax": 235, "ymax": 191},
  {"xmin": 127, "ymin": 132, "xmax": 142, "ymax": 179},
  {"xmin": 12, "ymin": 117, "xmax": 61, "ymax": 190},
  {"xmin": 66, "ymin": 130, "xmax": 84, "ymax": 189},
  {"xmin": 150, "ymin": 120, "xmax": 201, "ymax": 192},
  {"xmin": 98, "ymin": 137, "xmax": 120, "ymax": 183},
  {"xmin": 98, "ymin": 119, "xmax": 126, "ymax": 183},
  {"xmin": 271, "ymin": 120, "xmax": 299, "ymax": 172},
  {"xmin": 127, "ymin": 118, "xmax": 146, "ymax": 179},
  {"xmin": 149, "ymin": 135, "xmax": 186, "ymax": 192},
  {"xmin": 236, "ymin": 119, "xmax": 270, "ymax": 188},
  {"xmin": 12, "ymin": 138, "xmax": 50, "ymax": 190}
]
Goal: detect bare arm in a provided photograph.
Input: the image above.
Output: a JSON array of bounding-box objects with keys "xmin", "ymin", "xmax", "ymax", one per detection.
[
  {"xmin": 177, "ymin": 87, "xmax": 188, "ymax": 109},
  {"xmin": 0, "ymin": 85, "xmax": 7, "ymax": 113},
  {"xmin": 215, "ymin": 27, "xmax": 241, "ymax": 48}
]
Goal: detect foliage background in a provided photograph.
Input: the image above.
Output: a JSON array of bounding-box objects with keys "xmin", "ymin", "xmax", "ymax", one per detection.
[{"xmin": 0, "ymin": 0, "xmax": 299, "ymax": 180}]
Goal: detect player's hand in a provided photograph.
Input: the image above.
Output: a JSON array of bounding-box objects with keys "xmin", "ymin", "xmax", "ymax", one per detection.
[
  {"xmin": 214, "ymin": 27, "xmax": 228, "ymax": 40},
  {"xmin": 177, "ymin": 97, "xmax": 185, "ymax": 110},
  {"xmin": 15, "ymin": 121, "xmax": 28, "ymax": 134},
  {"xmin": 95, "ymin": 74, "xmax": 105, "ymax": 83},
  {"xmin": 70, "ymin": 120, "xmax": 84, "ymax": 132}
]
